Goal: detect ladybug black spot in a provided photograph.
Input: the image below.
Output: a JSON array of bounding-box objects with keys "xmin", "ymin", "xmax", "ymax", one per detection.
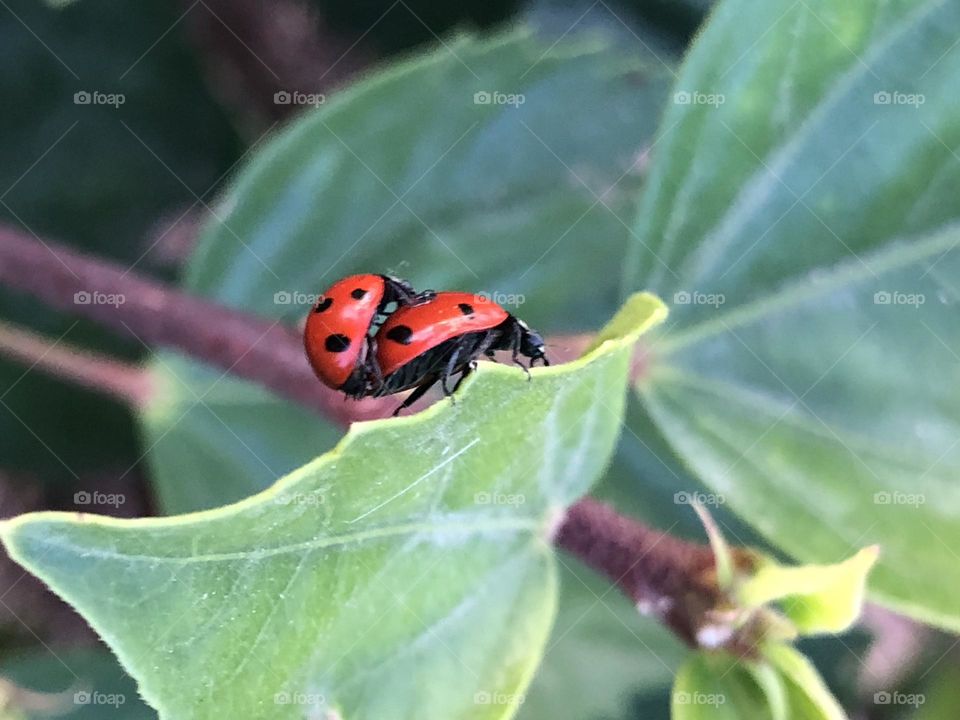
[
  {"xmin": 314, "ymin": 297, "xmax": 333, "ymax": 313},
  {"xmin": 386, "ymin": 325, "xmax": 413, "ymax": 345},
  {"xmin": 325, "ymin": 334, "xmax": 351, "ymax": 353},
  {"xmin": 351, "ymin": 288, "xmax": 368, "ymax": 300},
  {"xmin": 458, "ymin": 303, "xmax": 474, "ymax": 315}
]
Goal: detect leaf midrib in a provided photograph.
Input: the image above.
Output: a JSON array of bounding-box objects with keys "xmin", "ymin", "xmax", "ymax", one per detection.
[
  {"xmin": 669, "ymin": 0, "xmax": 940, "ymax": 286},
  {"xmin": 16, "ymin": 515, "xmax": 543, "ymax": 565},
  {"xmin": 652, "ymin": 219, "xmax": 960, "ymax": 354},
  {"xmin": 640, "ymin": 0, "xmax": 947, "ymax": 348},
  {"xmin": 646, "ymin": 367, "xmax": 951, "ymax": 475}
]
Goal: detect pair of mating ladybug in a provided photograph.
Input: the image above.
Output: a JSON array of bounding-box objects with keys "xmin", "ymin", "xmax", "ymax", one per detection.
[{"xmin": 304, "ymin": 274, "xmax": 549, "ymax": 414}]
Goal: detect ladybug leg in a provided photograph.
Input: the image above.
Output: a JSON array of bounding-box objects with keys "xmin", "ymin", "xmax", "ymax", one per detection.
[
  {"xmin": 450, "ymin": 361, "xmax": 476, "ymax": 394},
  {"xmin": 392, "ymin": 374, "xmax": 440, "ymax": 416},
  {"xmin": 440, "ymin": 345, "xmax": 463, "ymax": 396},
  {"xmin": 507, "ymin": 322, "xmax": 531, "ymax": 380}
]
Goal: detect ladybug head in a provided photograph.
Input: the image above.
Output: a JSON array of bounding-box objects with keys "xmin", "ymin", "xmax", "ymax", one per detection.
[{"xmin": 517, "ymin": 320, "xmax": 549, "ymax": 366}]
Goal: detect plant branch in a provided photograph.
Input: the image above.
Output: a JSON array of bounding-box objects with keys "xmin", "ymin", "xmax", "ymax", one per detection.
[
  {"xmin": 0, "ymin": 226, "xmax": 726, "ymax": 649},
  {"xmin": 0, "ymin": 320, "xmax": 151, "ymax": 407},
  {"xmin": 0, "ymin": 225, "xmax": 386, "ymax": 423},
  {"xmin": 557, "ymin": 498, "xmax": 722, "ymax": 648}
]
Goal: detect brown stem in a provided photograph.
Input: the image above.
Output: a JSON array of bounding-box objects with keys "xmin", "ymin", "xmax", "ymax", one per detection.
[
  {"xmin": 0, "ymin": 320, "xmax": 152, "ymax": 408},
  {"xmin": 0, "ymin": 227, "xmax": 598, "ymax": 420},
  {"xmin": 556, "ymin": 498, "xmax": 721, "ymax": 647},
  {"xmin": 0, "ymin": 225, "xmax": 390, "ymax": 423},
  {"xmin": 0, "ymin": 226, "xmax": 726, "ymax": 648}
]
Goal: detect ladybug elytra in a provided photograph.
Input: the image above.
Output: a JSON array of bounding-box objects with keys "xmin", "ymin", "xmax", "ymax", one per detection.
[
  {"xmin": 304, "ymin": 273, "xmax": 427, "ymax": 397},
  {"xmin": 372, "ymin": 291, "xmax": 549, "ymax": 414}
]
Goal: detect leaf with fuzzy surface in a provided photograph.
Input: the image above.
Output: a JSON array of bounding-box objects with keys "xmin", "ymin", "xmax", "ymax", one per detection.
[
  {"xmin": 1, "ymin": 295, "xmax": 665, "ymax": 720},
  {"xmin": 627, "ymin": 0, "xmax": 960, "ymax": 630}
]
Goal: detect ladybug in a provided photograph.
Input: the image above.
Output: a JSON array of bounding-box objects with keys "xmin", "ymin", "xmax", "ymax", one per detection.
[
  {"xmin": 372, "ymin": 291, "xmax": 549, "ymax": 414},
  {"xmin": 304, "ymin": 273, "xmax": 428, "ymax": 397}
]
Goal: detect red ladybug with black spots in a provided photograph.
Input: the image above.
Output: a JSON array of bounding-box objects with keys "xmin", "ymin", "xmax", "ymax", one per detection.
[
  {"xmin": 303, "ymin": 273, "xmax": 429, "ymax": 397},
  {"xmin": 372, "ymin": 291, "xmax": 549, "ymax": 414}
]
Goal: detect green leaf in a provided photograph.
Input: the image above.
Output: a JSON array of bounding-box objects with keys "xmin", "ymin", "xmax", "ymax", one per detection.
[
  {"xmin": 139, "ymin": 354, "xmax": 343, "ymax": 514},
  {"xmin": 672, "ymin": 653, "xmax": 772, "ymax": 720},
  {"xmin": 764, "ymin": 644, "xmax": 846, "ymax": 720},
  {"xmin": 673, "ymin": 647, "xmax": 849, "ymax": 720},
  {"xmin": 0, "ymin": 294, "xmax": 665, "ymax": 720},
  {"xmin": 912, "ymin": 663, "xmax": 960, "ymax": 720},
  {"xmin": 626, "ymin": 0, "xmax": 960, "ymax": 630},
  {"xmin": 518, "ymin": 557, "xmax": 684, "ymax": 720},
  {"xmin": 140, "ymin": 23, "xmax": 674, "ymax": 516},
  {"xmin": 743, "ymin": 662, "xmax": 788, "ymax": 720},
  {"xmin": 737, "ymin": 546, "xmax": 878, "ymax": 635},
  {"xmin": 187, "ymin": 26, "xmax": 669, "ymax": 331}
]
